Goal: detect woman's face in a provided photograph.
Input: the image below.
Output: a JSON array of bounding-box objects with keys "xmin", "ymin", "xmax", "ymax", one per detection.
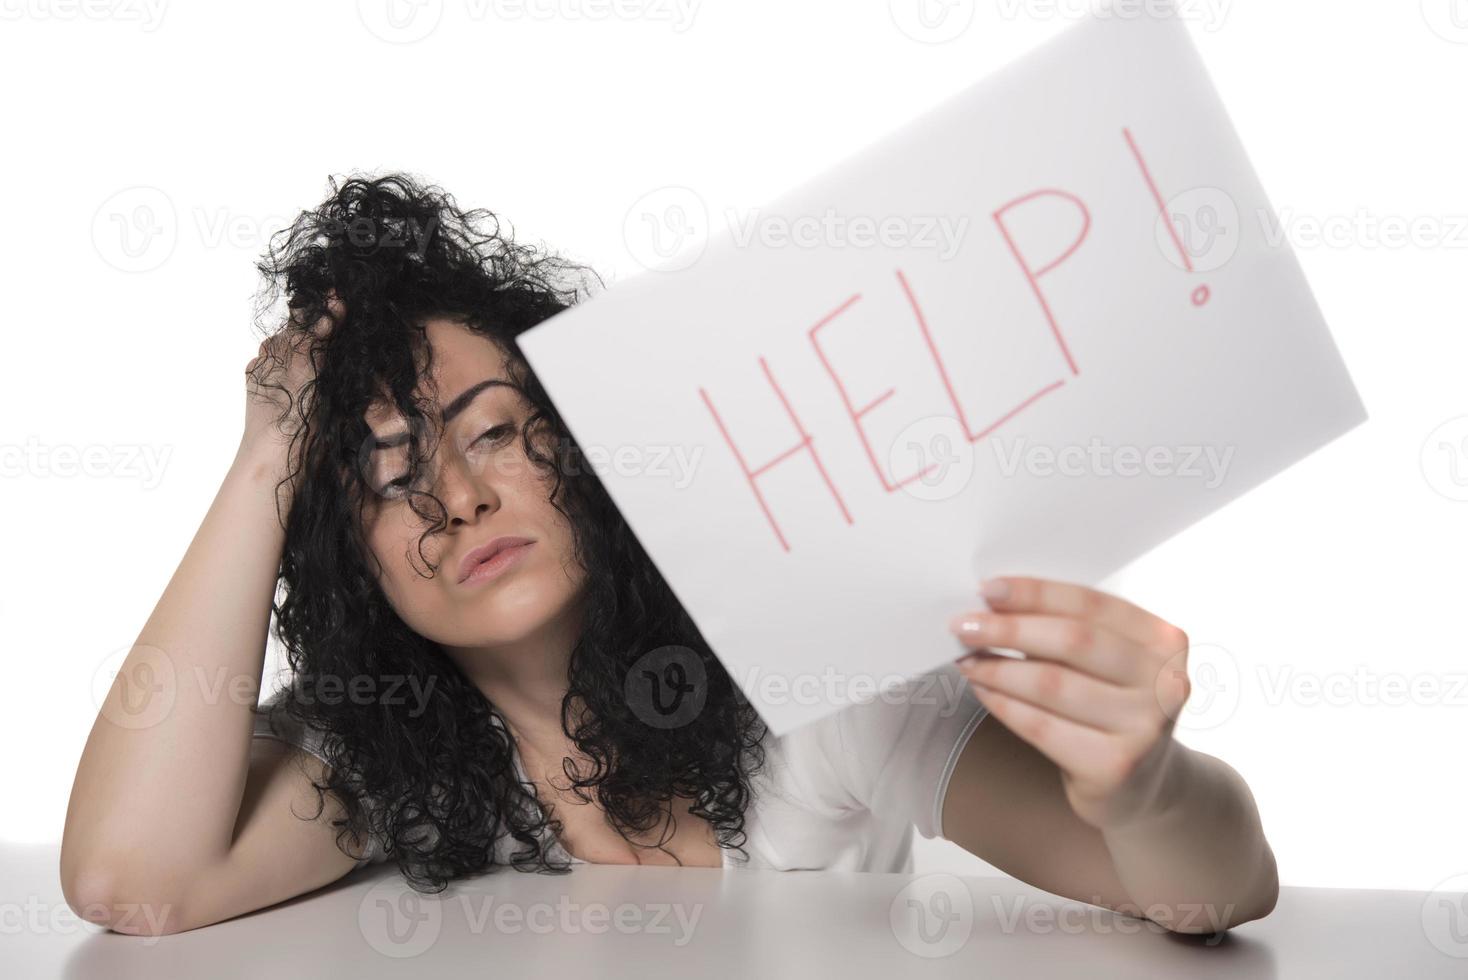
[{"xmin": 359, "ymin": 317, "xmax": 585, "ymax": 655}]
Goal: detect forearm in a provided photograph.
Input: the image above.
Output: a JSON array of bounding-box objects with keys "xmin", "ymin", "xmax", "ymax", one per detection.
[
  {"xmin": 1100, "ymin": 743, "xmax": 1279, "ymax": 932},
  {"xmin": 62, "ymin": 442, "xmax": 290, "ymax": 898}
]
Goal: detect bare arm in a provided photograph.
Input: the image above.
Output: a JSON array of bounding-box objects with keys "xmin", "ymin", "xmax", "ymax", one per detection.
[
  {"xmin": 61, "ymin": 304, "xmax": 363, "ymax": 935},
  {"xmin": 943, "ymin": 715, "xmax": 1278, "ymax": 933},
  {"xmin": 943, "ymin": 715, "xmax": 1134, "ymax": 910},
  {"xmin": 941, "ymin": 576, "xmax": 1278, "ymax": 933}
]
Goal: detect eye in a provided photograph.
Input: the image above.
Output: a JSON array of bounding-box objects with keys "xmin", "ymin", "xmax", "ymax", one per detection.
[
  {"xmin": 380, "ymin": 474, "xmax": 411, "ymax": 499},
  {"xmin": 473, "ymin": 423, "xmax": 517, "ymax": 448}
]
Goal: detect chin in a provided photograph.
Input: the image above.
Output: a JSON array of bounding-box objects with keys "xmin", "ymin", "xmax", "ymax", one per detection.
[{"xmin": 413, "ymin": 569, "xmax": 584, "ymax": 653}]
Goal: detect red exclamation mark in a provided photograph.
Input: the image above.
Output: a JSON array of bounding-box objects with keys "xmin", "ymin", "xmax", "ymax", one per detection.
[{"xmin": 1123, "ymin": 127, "xmax": 1211, "ymax": 308}]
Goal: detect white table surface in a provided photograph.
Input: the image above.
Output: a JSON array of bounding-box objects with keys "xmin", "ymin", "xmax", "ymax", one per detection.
[{"xmin": 5, "ymin": 844, "xmax": 1467, "ymax": 978}]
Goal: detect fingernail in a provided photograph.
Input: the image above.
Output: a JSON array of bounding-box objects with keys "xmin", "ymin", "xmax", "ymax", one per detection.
[
  {"xmin": 979, "ymin": 579, "xmax": 1011, "ymax": 602},
  {"xmin": 949, "ymin": 614, "xmax": 984, "ymax": 636}
]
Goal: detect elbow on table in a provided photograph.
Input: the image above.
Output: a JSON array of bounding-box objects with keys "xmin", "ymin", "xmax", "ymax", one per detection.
[
  {"xmin": 1155, "ymin": 854, "xmax": 1281, "ymax": 935},
  {"xmin": 1228, "ymin": 838, "xmax": 1283, "ymax": 929},
  {"xmin": 60, "ymin": 858, "xmax": 195, "ymax": 937},
  {"xmin": 1158, "ymin": 892, "xmax": 1277, "ymax": 936}
]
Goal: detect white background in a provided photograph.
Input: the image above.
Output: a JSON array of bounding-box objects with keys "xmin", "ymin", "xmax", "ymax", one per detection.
[{"xmin": 3, "ymin": 0, "xmax": 1465, "ymax": 894}]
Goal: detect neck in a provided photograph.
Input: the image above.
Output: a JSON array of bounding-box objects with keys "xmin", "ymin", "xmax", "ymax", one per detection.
[{"xmin": 442, "ymin": 596, "xmax": 586, "ymax": 765}]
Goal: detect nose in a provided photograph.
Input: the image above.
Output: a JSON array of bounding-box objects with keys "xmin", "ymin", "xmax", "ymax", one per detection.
[{"xmin": 437, "ymin": 447, "xmax": 501, "ymax": 527}]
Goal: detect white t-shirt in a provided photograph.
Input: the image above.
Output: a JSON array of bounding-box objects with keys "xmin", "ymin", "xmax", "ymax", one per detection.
[{"xmin": 251, "ymin": 662, "xmax": 988, "ymax": 874}]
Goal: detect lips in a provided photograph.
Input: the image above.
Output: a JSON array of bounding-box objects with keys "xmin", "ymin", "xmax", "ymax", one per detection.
[{"xmin": 457, "ymin": 536, "xmax": 536, "ymax": 583}]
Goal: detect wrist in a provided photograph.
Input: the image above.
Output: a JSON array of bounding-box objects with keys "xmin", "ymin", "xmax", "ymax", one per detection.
[
  {"xmin": 232, "ymin": 436, "xmax": 281, "ymax": 479},
  {"xmin": 1100, "ymin": 736, "xmax": 1194, "ymax": 833},
  {"xmin": 229, "ymin": 436, "xmax": 296, "ymax": 510}
]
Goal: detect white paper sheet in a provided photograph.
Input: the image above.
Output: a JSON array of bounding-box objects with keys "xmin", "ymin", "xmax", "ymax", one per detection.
[{"xmin": 517, "ymin": 3, "xmax": 1367, "ymax": 735}]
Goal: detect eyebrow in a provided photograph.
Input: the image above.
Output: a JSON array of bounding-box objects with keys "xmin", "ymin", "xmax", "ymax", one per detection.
[{"xmin": 372, "ymin": 378, "xmax": 514, "ymax": 450}]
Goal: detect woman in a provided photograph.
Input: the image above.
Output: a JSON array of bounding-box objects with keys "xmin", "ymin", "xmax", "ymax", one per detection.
[{"xmin": 61, "ymin": 174, "xmax": 1279, "ymax": 937}]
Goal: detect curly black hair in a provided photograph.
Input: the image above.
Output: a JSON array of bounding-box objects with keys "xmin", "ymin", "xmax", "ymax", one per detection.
[{"xmin": 251, "ymin": 173, "xmax": 766, "ymax": 891}]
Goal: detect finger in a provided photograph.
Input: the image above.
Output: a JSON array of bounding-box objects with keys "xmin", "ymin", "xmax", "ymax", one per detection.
[
  {"xmin": 979, "ymin": 576, "xmax": 1185, "ymax": 655},
  {"xmin": 950, "ymin": 612, "xmax": 1148, "ymax": 685},
  {"xmin": 286, "ymin": 300, "xmax": 312, "ymax": 331},
  {"xmin": 966, "ymin": 681, "xmax": 1122, "ymax": 779},
  {"xmin": 324, "ymin": 288, "xmax": 346, "ymax": 322},
  {"xmin": 958, "ymin": 655, "xmax": 1141, "ymax": 732},
  {"xmin": 286, "ymin": 293, "xmax": 344, "ymax": 337},
  {"xmin": 257, "ymin": 332, "xmax": 290, "ymax": 365}
]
